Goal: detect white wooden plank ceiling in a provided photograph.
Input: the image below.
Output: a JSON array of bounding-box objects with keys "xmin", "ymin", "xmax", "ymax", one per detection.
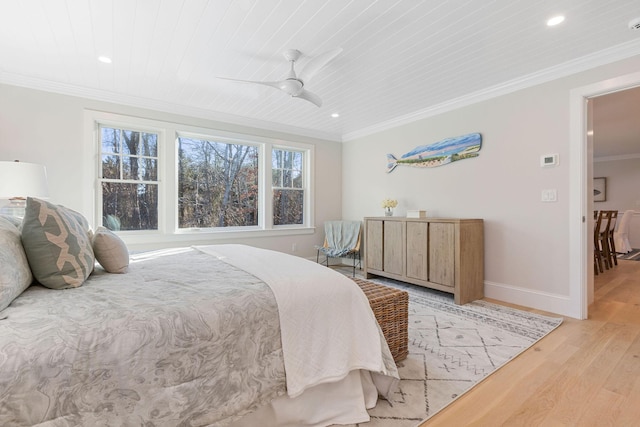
[{"xmin": 1, "ymin": 0, "xmax": 640, "ymax": 143}]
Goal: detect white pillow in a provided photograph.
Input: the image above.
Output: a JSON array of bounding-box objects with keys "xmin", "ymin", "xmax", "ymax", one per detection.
[
  {"xmin": 92, "ymin": 226, "xmax": 129, "ymax": 273},
  {"xmin": 0, "ymin": 216, "xmax": 33, "ymax": 312}
]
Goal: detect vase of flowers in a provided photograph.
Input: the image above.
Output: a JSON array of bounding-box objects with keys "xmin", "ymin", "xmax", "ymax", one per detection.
[{"xmin": 381, "ymin": 198, "xmax": 398, "ymax": 216}]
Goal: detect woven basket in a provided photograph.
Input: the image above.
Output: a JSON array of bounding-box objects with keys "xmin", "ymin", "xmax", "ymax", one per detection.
[{"xmin": 351, "ymin": 277, "xmax": 408, "ymax": 362}]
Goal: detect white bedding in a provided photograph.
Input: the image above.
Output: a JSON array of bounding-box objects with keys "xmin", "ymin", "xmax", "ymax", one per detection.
[
  {"xmin": 200, "ymin": 245, "xmax": 398, "ymax": 427},
  {"xmin": 196, "ymin": 244, "xmax": 398, "ymax": 400}
]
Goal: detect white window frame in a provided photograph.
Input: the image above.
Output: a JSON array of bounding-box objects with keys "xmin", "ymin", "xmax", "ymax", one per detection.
[
  {"xmin": 175, "ymin": 126, "xmax": 314, "ymax": 233},
  {"xmin": 85, "ymin": 110, "xmax": 314, "ymax": 247},
  {"xmin": 175, "ymin": 130, "xmax": 263, "ymax": 232},
  {"xmin": 90, "ymin": 113, "xmax": 167, "ymax": 237},
  {"xmin": 271, "ymin": 145, "xmax": 308, "ymax": 228}
]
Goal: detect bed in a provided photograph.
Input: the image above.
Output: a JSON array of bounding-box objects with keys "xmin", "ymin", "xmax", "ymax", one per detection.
[{"xmin": 0, "ymin": 199, "xmax": 398, "ymax": 427}]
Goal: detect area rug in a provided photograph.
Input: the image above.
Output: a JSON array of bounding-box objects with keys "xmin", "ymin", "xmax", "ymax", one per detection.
[
  {"xmin": 618, "ymin": 248, "xmax": 640, "ymax": 260},
  {"xmin": 339, "ymin": 274, "xmax": 563, "ymax": 427}
]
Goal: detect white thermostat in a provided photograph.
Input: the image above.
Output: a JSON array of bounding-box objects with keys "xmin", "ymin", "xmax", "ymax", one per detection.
[{"xmin": 540, "ymin": 153, "xmax": 559, "ymax": 167}]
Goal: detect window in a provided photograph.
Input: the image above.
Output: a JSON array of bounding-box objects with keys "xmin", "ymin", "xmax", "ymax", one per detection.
[
  {"xmin": 177, "ymin": 137, "xmax": 259, "ymax": 228},
  {"xmin": 90, "ymin": 110, "xmax": 313, "ymax": 241},
  {"xmin": 99, "ymin": 126, "xmax": 159, "ymax": 231},
  {"xmin": 272, "ymin": 148, "xmax": 304, "ymax": 225}
]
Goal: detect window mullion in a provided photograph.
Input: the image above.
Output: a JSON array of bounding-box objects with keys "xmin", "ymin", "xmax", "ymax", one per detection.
[
  {"xmin": 118, "ymin": 129, "xmax": 124, "ymax": 180},
  {"xmin": 263, "ymin": 144, "xmax": 273, "ymax": 230}
]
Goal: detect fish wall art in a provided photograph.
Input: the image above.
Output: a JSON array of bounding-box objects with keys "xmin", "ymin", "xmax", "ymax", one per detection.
[{"xmin": 386, "ymin": 132, "xmax": 482, "ymax": 173}]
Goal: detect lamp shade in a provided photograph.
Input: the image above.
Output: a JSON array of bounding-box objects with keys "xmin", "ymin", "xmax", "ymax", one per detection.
[{"xmin": 0, "ymin": 161, "xmax": 50, "ymax": 199}]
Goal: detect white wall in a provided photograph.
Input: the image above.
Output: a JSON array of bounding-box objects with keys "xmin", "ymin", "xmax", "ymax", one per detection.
[
  {"xmin": 342, "ymin": 55, "xmax": 640, "ymax": 317},
  {"xmin": 594, "ymin": 157, "xmax": 640, "ymax": 248},
  {"xmin": 0, "ymin": 83, "xmax": 342, "ymax": 258}
]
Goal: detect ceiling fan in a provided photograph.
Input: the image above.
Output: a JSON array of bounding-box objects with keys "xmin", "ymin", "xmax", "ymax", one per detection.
[{"xmin": 217, "ymin": 47, "xmax": 342, "ymax": 107}]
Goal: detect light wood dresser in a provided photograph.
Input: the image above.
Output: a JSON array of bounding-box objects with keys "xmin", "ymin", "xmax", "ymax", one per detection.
[{"xmin": 363, "ymin": 217, "xmax": 484, "ymax": 305}]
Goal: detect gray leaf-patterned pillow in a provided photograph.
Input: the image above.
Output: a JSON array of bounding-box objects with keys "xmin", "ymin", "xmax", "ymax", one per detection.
[
  {"xmin": 0, "ymin": 216, "xmax": 33, "ymax": 311},
  {"xmin": 21, "ymin": 197, "xmax": 94, "ymax": 289}
]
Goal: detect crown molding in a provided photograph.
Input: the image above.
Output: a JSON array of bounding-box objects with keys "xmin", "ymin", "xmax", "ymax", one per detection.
[
  {"xmin": 594, "ymin": 152, "xmax": 640, "ymax": 162},
  {"xmin": 0, "ymin": 73, "xmax": 342, "ymax": 143},
  {"xmin": 342, "ymin": 39, "xmax": 640, "ymax": 142}
]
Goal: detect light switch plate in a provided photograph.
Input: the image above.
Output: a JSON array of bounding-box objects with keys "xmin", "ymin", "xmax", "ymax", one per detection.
[{"xmin": 541, "ymin": 189, "xmax": 557, "ymax": 202}]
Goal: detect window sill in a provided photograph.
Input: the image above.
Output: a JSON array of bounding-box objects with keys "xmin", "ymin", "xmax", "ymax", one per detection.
[{"xmin": 119, "ymin": 226, "xmax": 317, "ymax": 251}]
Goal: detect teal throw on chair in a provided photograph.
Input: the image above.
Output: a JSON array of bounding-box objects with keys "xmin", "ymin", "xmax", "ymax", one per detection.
[{"xmin": 316, "ymin": 221, "xmax": 362, "ymax": 276}]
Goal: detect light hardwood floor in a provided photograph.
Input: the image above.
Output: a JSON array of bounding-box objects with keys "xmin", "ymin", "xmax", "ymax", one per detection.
[{"xmin": 420, "ymin": 259, "xmax": 640, "ymax": 427}]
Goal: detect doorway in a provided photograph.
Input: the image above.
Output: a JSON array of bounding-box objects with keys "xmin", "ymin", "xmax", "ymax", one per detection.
[{"xmin": 570, "ymin": 71, "xmax": 640, "ymax": 319}]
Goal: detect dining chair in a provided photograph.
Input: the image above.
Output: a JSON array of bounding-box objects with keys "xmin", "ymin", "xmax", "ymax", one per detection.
[
  {"xmin": 596, "ymin": 210, "xmax": 615, "ymax": 271},
  {"xmin": 594, "ymin": 211, "xmax": 604, "ymax": 275},
  {"xmin": 606, "ymin": 210, "xmax": 618, "ymax": 267}
]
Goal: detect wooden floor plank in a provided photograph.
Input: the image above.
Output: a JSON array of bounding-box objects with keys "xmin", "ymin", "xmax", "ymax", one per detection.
[
  {"xmin": 602, "ymin": 331, "xmax": 640, "ymax": 396},
  {"xmin": 615, "ymin": 374, "xmax": 640, "ymax": 425},
  {"xmin": 479, "ymin": 361, "xmax": 565, "ymax": 427},
  {"xmin": 574, "ymin": 389, "xmax": 624, "ymax": 427}
]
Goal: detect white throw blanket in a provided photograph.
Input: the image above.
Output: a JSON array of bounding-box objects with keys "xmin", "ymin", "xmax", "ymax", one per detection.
[{"xmin": 194, "ymin": 244, "xmax": 398, "ymax": 399}]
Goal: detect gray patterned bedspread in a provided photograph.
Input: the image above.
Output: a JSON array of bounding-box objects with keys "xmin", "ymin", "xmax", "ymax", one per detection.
[{"xmin": 0, "ymin": 248, "xmax": 286, "ymax": 426}]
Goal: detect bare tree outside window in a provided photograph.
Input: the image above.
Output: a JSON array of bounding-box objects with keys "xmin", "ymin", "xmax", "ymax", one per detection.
[
  {"xmin": 178, "ymin": 137, "xmax": 259, "ymax": 228},
  {"xmin": 272, "ymin": 148, "xmax": 304, "ymax": 225},
  {"xmin": 100, "ymin": 127, "xmax": 158, "ymax": 231}
]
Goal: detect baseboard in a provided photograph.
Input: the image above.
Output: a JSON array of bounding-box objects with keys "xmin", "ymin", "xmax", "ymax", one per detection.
[{"xmin": 484, "ymin": 280, "xmax": 574, "ymax": 318}]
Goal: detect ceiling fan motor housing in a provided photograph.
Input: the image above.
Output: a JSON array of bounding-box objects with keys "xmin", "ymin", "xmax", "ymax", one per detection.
[{"xmin": 279, "ymin": 79, "xmax": 303, "ymax": 95}]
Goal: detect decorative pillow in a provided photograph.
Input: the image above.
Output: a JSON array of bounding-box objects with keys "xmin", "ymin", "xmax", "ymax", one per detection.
[
  {"xmin": 21, "ymin": 197, "xmax": 95, "ymax": 289},
  {"xmin": 0, "ymin": 216, "xmax": 33, "ymax": 312},
  {"xmin": 92, "ymin": 226, "xmax": 129, "ymax": 273}
]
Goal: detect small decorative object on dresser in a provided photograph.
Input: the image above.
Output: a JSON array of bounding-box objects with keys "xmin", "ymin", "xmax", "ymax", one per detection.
[
  {"xmin": 381, "ymin": 198, "xmax": 398, "ymax": 216},
  {"xmin": 406, "ymin": 210, "xmax": 427, "ymax": 218}
]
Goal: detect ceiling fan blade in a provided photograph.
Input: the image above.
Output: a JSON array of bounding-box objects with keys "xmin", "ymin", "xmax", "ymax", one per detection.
[
  {"xmin": 294, "ymin": 89, "xmax": 322, "ymax": 107},
  {"xmin": 217, "ymin": 76, "xmax": 306, "ymax": 96},
  {"xmin": 216, "ymin": 76, "xmax": 283, "ymax": 90},
  {"xmin": 298, "ymin": 47, "xmax": 343, "ymax": 84}
]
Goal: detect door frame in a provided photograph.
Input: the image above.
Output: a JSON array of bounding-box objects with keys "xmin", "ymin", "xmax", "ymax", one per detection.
[{"xmin": 569, "ymin": 71, "xmax": 640, "ymax": 319}]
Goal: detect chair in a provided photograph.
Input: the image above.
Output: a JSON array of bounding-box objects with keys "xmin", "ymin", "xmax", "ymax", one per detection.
[
  {"xmin": 594, "ymin": 211, "xmax": 604, "ymax": 275},
  {"xmin": 316, "ymin": 221, "xmax": 362, "ymax": 276},
  {"xmin": 606, "ymin": 210, "xmax": 618, "ymax": 267},
  {"xmin": 595, "ymin": 210, "xmax": 616, "ymax": 271},
  {"xmin": 614, "ymin": 210, "xmax": 634, "ymax": 254}
]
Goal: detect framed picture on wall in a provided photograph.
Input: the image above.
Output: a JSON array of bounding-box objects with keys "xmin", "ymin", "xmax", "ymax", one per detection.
[{"xmin": 594, "ymin": 177, "xmax": 606, "ymax": 202}]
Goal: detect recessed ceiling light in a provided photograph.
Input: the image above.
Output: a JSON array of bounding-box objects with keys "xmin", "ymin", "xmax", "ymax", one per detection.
[
  {"xmin": 547, "ymin": 15, "xmax": 565, "ymax": 26},
  {"xmin": 98, "ymin": 56, "xmax": 112, "ymax": 64},
  {"xmin": 330, "ymin": 113, "xmax": 340, "ymax": 118}
]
